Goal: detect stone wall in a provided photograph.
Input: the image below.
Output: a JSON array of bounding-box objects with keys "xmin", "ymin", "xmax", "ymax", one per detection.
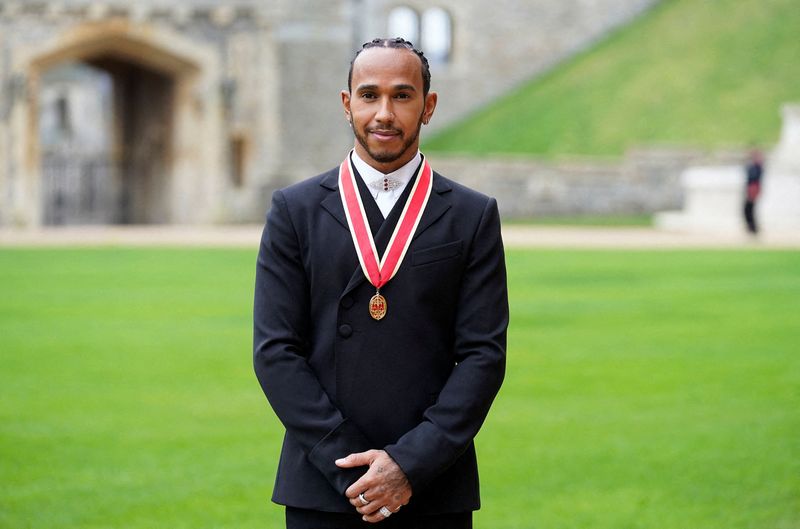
[
  {"xmin": 0, "ymin": 1, "xmax": 281, "ymax": 225},
  {"xmin": 357, "ymin": 0, "xmax": 660, "ymax": 131},
  {"xmin": 428, "ymin": 148, "xmax": 748, "ymax": 218},
  {"xmin": 0, "ymin": 0, "xmax": 667, "ymax": 226}
]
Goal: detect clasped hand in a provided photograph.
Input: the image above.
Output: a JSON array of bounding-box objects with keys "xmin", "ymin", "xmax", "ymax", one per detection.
[{"xmin": 335, "ymin": 449, "xmax": 412, "ymax": 523}]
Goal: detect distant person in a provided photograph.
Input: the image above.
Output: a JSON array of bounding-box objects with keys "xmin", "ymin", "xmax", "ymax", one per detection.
[{"xmin": 743, "ymin": 149, "xmax": 763, "ymax": 234}]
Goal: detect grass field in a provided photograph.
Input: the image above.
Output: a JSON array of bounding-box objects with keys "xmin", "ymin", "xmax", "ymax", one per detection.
[
  {"xmin": 424, "ymin": 0, "xmax": 800, "ymax": 156},
  {"xmin": 1, "ymin": 247, "xmax": 798, "ymax": 528}
]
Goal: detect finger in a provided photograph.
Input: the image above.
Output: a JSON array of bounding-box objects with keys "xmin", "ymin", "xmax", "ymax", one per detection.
[
  {"xmin": 335, "ymin": 450, "xmax": 374, "ymax": 469},
  {"xmin": 348, "ymin": 489, "xmax": 387, "ymax": 516},
  {"xmin": 345, "ymin": 474, "xmax": 374, "ymax": 499},
  {"xmin": 356, "ymin": 502, "xmax": 382, "ymax": 516},
  {"xmin": 349, "ymin": 492, "xmax": 376, "ymax": 510},
  {"xmin": 346, "ymin": 467, "xmax": 386, "ymax": 499},
  {"xmin": 361, "ymin": 511, "xmax": 384, "ymax": 524},
  {"xmin": 361, "ymin": 506, "xmax": 394, "ymax": 524},
  {"xmin": 348, "ymin": 463, "xmax": 410, "ymax": 502}
]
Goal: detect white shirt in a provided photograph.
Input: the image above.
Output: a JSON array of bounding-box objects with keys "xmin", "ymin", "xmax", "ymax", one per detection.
[{"xmin": 351, "ymin": 150, "xmax": 422, "ymax": 218}]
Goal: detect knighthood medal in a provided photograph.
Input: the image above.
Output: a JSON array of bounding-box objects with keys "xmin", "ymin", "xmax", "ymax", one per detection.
[
  {"xmin": 369, "ymin": 291, "xmax": 387, "ymax": 321},
  {"xmin": 338, "ymin": 151, "xmax": 433, "ymax": 320}
]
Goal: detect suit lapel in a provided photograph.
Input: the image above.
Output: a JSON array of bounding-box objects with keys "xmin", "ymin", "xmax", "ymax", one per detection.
[
  {"xmin": 319, "ymin": 171, "xmax": 368, "ymax": 295},
  {"xmin": 319, "ymin": 171, "xmax": 368, "ymax": 297},
  {"xmin": 413, "ymin": 172, "xmax": 452, "ymax": 241},
  {"xmin": 320, "ymin": 172, "xmax": 348, "ymax": 230}
]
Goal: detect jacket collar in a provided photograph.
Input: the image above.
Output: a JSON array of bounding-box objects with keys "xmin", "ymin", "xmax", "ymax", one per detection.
[{"xmin": 320, "ymin": 168, "xmax": 452, "ymax": 241}]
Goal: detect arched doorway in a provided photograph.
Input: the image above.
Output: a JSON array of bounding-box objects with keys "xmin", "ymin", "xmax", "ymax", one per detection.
[
  {"xmin": 39, "ymin": 62, "xmax": 116, "ymax": 224},
  {"xmin": 39, "ymin": 57, "xmax": 174, "ymax": 224},
  {"xmin": 27, "ymin": 23, "xmax": 212, "ymax": 225}
]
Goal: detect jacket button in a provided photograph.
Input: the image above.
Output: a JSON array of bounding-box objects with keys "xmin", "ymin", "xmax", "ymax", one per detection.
[
  {"xmin": 341, "ymin": 296, "xmax": 354, "ymax": 309},
  {"xmin": 338, "ymin": 324, "xmax": 352, "ymax": 338}
]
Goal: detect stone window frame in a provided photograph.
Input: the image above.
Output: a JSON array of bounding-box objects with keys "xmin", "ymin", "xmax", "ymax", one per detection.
[{"xmin": 387, "ymin": 5, "xmax": 454, "ymax": 65}]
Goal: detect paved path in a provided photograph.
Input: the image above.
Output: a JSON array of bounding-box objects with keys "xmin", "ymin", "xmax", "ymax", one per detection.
[{"xmin": 2, "ymin": 225, "xmax": 799, "ymax": 249}]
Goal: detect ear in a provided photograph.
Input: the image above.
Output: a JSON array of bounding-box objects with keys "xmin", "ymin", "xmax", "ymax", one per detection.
[
  {"xmin": 341, "ymin": 90, "xmax": 352, "ymax": 124},
  {"xmin": 422, "ymin": 91, "xmax": 438, "ymax": 125}
]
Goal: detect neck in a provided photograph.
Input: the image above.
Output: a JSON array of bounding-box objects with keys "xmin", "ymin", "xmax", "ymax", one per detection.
[{"xmin": 353, "ymin": 145, "xmax": 418, "ymax": 174}]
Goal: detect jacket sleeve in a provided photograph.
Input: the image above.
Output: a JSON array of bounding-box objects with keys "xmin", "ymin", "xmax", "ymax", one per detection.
[
  {"xmin": 253, "ymin": 190, "xmax": 373, "ymax": 496},
  {"xmin": 384, "ymin": 197, "xmax": 508, "ymax": 493}
]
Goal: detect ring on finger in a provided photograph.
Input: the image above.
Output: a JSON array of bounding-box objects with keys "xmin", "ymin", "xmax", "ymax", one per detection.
[
  {"xmin": 379, "ymin": 506, "xmax": 392, "ymax": 518},
  {"xmin": 358, "ymin": 493, "xmax": 370, "ymax": 506}
]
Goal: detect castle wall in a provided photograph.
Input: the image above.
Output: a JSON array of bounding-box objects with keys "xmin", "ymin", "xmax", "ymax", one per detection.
[
  {"xmin": 0, "ymin": 0, "xmax": 666, "ymax": 226},
  {"xmin": 430, "ymin": 148, "xmax": 748, "ymax": 219},
  {"xmin": 0, "ymin": 1, "xmax": 282, "ymax": 225},
  {"xmin": 358, "ymin": 0, "xmax": 659, "ymax": 130},
  {"xmin": 270, "ymin": 2, "xmax": 354, "ymax": 186}
]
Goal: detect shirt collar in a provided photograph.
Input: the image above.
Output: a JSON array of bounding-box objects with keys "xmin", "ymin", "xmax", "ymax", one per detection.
[{"xmin": 350, "ymin": 149, "xmax": 422, "ymax": 188}]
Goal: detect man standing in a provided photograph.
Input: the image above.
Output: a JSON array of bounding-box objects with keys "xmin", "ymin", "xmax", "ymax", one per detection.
[
  {"xmin": 253, "ymin": 38, "xmax": 508, "ymax": 529},
  {"xmin": 743, "ymin": 149, "xmax": 764, "ymax": 234}
]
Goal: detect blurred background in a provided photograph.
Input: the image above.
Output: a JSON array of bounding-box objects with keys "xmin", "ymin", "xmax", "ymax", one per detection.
[
  {"xmin": 1, "ymin": 1, "xmax": 798, "ymax": 528},
  {"xmin": 1, "ymin": 0, "xmax": 797, "ymax": 231}
]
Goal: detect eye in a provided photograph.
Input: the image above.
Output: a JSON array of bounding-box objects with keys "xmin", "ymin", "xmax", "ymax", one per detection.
[
  {"xmin": 395, "ymin": 92, "xmax": 411, "ymax": 100},
  {"xmin": 361, "ymin": 92, "xmax": 377, "ymax": 100}
]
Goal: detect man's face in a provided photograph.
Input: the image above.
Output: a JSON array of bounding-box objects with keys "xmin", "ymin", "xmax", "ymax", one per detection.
[{"xmin": 342, "ymin": 47, "xmax": 437, "ymax": 174}]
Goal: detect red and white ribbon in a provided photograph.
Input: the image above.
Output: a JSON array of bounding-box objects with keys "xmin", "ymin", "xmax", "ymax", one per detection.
[{"xmin": 338, "ymin": 152, "xmax": 433, "ymax": 290}]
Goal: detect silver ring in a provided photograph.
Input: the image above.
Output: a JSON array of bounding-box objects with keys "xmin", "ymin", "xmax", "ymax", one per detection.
[
  {"xmin": 379, "ymin": 506, "xmax": 392, "ymax": 518},
  {"xmin": 358, "ymin": 493, "xmax": 369, "ymax": 506}
]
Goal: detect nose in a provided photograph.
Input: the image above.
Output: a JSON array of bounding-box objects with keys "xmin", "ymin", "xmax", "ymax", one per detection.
[{"xmin": 375, "ymin": 97, "xmax": 395, "ymax": 123}]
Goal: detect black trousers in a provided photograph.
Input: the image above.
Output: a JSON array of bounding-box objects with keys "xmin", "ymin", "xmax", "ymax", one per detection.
[
  {"xmin": 285, "ymin": 507, "xmax": 473, "ymax": 529},
  {"xmin": 744, "ymin": 200, "xmax": 758, "ymax": 233}
]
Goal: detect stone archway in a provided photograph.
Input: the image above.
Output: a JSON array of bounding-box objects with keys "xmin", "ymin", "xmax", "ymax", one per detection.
[
  {"xmin": 38, "ymin": 58, "xmax": 175, "ymax": 224},
  {"xmin": 20, "ymin": 20, "xmax": 223, "ymax": 226}
]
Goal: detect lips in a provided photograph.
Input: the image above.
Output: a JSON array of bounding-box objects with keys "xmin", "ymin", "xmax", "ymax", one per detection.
[{"xmin": 369, "ymin": 129, "xmax": 401, "ymax": 141}]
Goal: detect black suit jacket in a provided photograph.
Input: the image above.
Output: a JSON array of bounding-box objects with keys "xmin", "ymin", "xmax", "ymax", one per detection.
[{"xmin": 253, "ymin": 163, "xmax": 508, "ymax": 515}]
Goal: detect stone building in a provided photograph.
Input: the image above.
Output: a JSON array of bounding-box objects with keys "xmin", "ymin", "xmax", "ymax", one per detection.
[{"xmin": 0, "ymin": 0, "xmax": 657, "ymax": 226}]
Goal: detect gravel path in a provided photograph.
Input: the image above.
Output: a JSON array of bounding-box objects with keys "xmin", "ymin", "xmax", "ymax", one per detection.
[{"xmin": 2, "ymin": 225, "xmax": 798, "ymax": 249}]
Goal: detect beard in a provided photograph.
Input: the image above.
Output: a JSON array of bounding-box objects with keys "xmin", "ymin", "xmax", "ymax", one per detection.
[{"xmin": 352, "ymin": 112, "xmax": 424, "ymax": 165}]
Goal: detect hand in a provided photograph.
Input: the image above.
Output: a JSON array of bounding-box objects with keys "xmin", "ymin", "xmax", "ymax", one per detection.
[{"xmin": 335, "ymin": 449, "xmax": 412, "ymax": 523}]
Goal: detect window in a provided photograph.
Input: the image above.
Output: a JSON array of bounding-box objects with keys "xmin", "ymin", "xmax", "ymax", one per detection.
[
  {"xmin": 421, "ymin": 7, "xmax": 452, "ymax": 64},
  {"xmin": 387, "ymin": 6, "xmax": 453, "ymax": 65},
  {"xmin": 229, "ymin": 134, "xmax": 247, "ymax": 188},
  {"xmin": 387, "ymin": 6, "xmax": 420, "ymax": 46}
]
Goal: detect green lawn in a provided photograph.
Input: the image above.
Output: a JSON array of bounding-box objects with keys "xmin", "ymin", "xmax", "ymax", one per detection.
[
  {"xmin": 424, "ymin": 0, "xmax": 800, "ymax": 156},
  {"xmin": 1, "ymin": 248, "xmax": 798, "ymax": 528}
]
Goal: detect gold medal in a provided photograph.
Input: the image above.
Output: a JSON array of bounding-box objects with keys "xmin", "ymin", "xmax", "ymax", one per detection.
[{"xmin": 369, "ymin": 291, "xmax": 387, "ymax": 320}]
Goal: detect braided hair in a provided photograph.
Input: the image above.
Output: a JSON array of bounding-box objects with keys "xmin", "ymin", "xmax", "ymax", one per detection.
[{"xmin": 347, "ymin": 37, "xmax": 431, "ymax": 96}]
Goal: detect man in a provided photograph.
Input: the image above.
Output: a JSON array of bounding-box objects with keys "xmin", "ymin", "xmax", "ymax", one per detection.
[
  {"xmin": 253, "ymin": 38, "xmax": 508, "ymax": 529},
  {"xmin": 743, "ymin": 148, "xmax": 764, "ymax": 234}
]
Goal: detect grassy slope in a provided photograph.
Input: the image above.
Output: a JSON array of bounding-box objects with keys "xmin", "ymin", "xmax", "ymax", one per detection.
[
  {"xmin": 1, "ymin": 248, "xmax": 799, "ymax": 528},
  {"xmin": 424, "ymin": 0, "xmax": 800, "ymax": 157}
]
